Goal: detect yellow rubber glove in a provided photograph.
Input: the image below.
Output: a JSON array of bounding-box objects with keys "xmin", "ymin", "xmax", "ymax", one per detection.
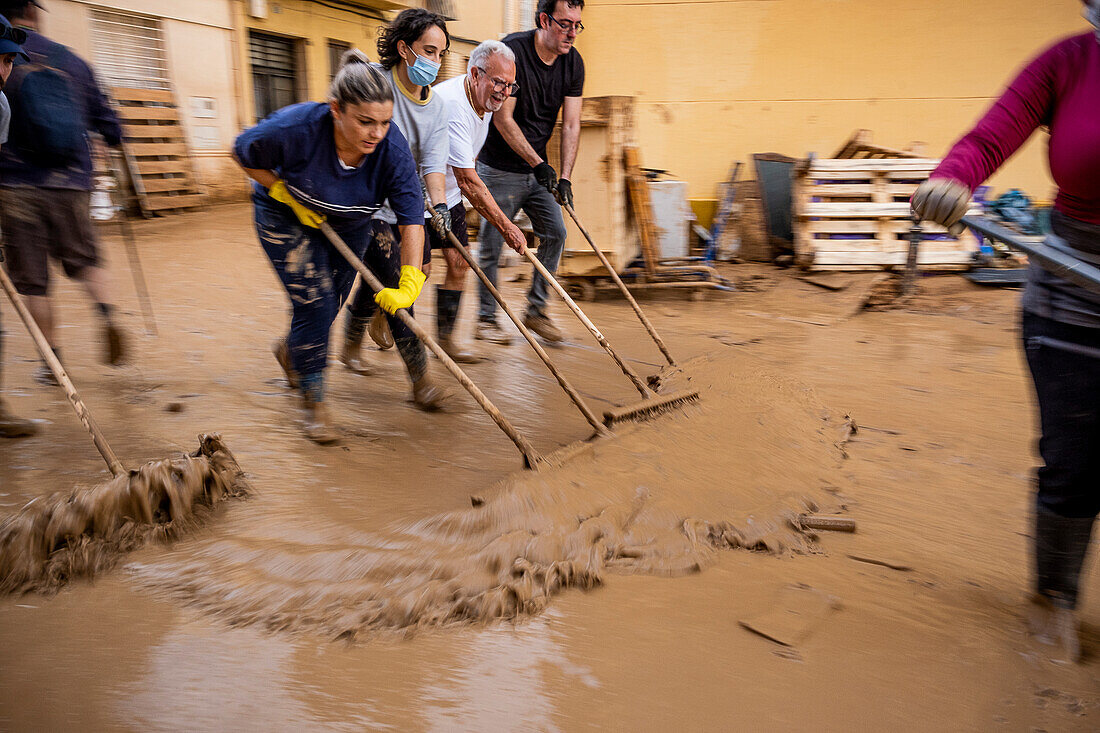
[
  {"xmin": 374, "ymin": 265, "xmax": 427, "ymax": 315},
  {"xmin": 268, "ymin": 180, "xmax": 326, "ymax": 229}
]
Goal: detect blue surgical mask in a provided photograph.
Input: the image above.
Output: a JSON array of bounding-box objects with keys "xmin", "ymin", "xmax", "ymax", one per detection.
[{"xmin": 406, "ymin": 53, "xmax": 440, "ymax": 87}]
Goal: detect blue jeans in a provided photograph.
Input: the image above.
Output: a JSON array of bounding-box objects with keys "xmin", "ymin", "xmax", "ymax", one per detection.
[
  {"xmin": 254, "ymin": 196, "xmax": 368, "ymax": 380},
  {"xmin": 475, "ymin": 161, "xmax": 566, "ymax": 321}
]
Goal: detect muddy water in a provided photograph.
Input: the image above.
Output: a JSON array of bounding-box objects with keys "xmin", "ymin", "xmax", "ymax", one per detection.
[{"xmin": 1, "ymin": 205, "xmax": 1097, "ymax": 731}]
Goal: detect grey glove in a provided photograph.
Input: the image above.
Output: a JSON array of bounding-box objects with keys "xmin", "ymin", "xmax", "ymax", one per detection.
[
  {"xmin": 430, "ymin": 202, "xmax": 451, "ymax": 240},
  {"xmin": 911, "ymin": 178, "xmax": 971, "ymax": 236}
]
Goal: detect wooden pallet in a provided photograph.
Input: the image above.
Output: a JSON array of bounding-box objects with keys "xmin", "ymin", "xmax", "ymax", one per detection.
[
  {"xmin": 112, "ymin": 87, "xmax": 204, "ymax": 216},
  {"xmin": 832, "ymin": 129, "xmax": 926, "ymax": 161},
  {"xmin": 793, "ymin": 158, "xmax": 979, "ymax": 271}
]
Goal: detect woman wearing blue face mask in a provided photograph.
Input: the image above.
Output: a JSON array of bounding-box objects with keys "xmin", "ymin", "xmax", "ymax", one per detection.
[{"xmin": 340, "ymin": 8, "xmax": 468, "ymax": 409}]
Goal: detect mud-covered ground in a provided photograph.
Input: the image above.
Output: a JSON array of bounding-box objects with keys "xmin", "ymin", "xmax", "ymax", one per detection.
[{"xmin": 0, "ymin": 204, "xmax": 1096, "ymax": 731}]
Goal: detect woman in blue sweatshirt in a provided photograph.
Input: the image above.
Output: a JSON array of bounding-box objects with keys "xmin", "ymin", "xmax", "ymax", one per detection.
[{"xmin": 234, "ymin": 51, "xmax": 426, "ymax": 444}]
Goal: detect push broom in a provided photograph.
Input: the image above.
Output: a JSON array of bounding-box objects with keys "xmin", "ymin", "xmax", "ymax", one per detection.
[{"xmin": 0, "ymin": 261, "xmax": 250, "ymax": 594}]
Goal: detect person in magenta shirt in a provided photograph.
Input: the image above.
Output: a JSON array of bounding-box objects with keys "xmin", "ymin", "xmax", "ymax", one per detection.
[{"xmin": 912, "ymin": 1, "xmax": 1100, "ymax": 663}]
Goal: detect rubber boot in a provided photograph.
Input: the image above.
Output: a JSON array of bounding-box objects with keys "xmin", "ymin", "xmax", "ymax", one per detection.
[
  {"xmin": 436, "ymin": 287, "xmax": 482, "ymax": 364},
  {"xmin": 369, "ymin": 309, "xmax": 394, "ymax": 350},
  {"xmin": 103, "ymin": 319, "xmax": 126, "ymax": 365},
  {"xmin": 0, "ymin": 398, "xmax": 37, "ymax": 438},
  {"xmin": 396, "ymin": 335, "xmax": 448, "ymax": 411},
  {"xmin": 1031, "ymin": 502, "xmax": 1095, "ymax": 663},
  {"xmin": 340, "ymin": 313, "xmax": 374, "ymax": 376},
  {"xmin": 272, "ymin": 338, "xmax": 300, "ymax": 389}
]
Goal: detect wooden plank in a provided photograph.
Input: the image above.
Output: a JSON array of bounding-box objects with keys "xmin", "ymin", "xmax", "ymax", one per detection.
[
  {"xmin": 135, "ymin": 159, "xmax": 190, "ymax": 176},
  {"xmin": 112, "ymin": 87, "xmax": 175, "ymax": 104},
  {"xmin": 623, "ymin": 145, "xmax": 660, "ymax": 275},
  {"xmin": 122, "ymin": 124, "xmax": 184, "ymax": 140},
  {"xmin": 801, "ymin": 202, "xmax": 981, "ymax": 218},
  {"xmin": 126, "ymin": 142, "xmax": 188, "ymax": 157},
  {"xmin": 138, "ymin": 177, "xmax": 194, "ymax": 193},
  {"xmin": 117, "ymin": 106, "xmax": 179, "ymax": 121},
  {"xmin": 807, "ymin": 158, "xmax": 942, "ymax": 173},
  {"xmin": 811, "ymin": 250, "xmax": 973, "ymax": 265},
  {"xmin": 806, "ymin": 219, "xmax": 967, "ymax": 237},
  {"xmin": 144, "ymin": 193, "xmax": 204, "ymax": 211}
]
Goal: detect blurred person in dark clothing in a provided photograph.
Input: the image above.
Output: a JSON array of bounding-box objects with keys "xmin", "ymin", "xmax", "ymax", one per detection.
[
  {"xmin": 912, "ymin": 0, "xmax": 1100, "ymax": 663},
  {"xmin": 0, "ymin": 0, "xmax": 126, "ymax": 386},
  {"xmin": 0, "ymin": 10, "xmax": 36, "ymax": 437}
]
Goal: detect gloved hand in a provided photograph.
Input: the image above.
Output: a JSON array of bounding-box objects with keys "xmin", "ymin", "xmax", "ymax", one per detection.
[
  {"xmin": 268, "ymin": 180, "xmax": 326, "ymax": 229},
  {"xmin": 911, "ymin": 178, "xmax": 971, "ymax": 236},
  {"xmin": 374, "ymin": 265, "xmax": 427, "ymax": 314},
  {"xmin": 555, "ymin": 178, "xmax": 573, "ymax": 208},
  {"xmin": 533, "ymin": 161, "xmax": 557, "ymax": 195},
  {"xmin": 430, "ymin": 202, "xmax": 452, "ymax": 240}
]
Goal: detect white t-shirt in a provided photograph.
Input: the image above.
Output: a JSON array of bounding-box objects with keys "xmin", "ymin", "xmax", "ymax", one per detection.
[{"xmin": 433, "ymin": 74, "xmax": 493, "ymax": 208}]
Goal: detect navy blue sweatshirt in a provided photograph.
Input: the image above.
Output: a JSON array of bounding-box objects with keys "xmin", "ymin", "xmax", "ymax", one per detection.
[
  {"xmin": 0, "ymin": 29, "xmax": 121, "ymax": 191},
  {"xmin": 235, "ymin": 102, "xmax": 423, "ymax": 232}
]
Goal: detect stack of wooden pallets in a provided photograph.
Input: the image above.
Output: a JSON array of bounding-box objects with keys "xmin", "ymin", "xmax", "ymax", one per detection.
[
  {"xmin": 112, "ymin": 87, "xmax": 204, "ymax": 216},
  {"xmin": 793, "ymin": 157, "xmax": 979, "ymax": 271}
]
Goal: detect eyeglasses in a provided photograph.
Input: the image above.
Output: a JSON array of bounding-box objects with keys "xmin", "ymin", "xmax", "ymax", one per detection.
[
  {"xmin": 545, "ymin": 15, "xmax": 584, "ymax": 34},
  {"xmin": 0, "ymin": 25, "xmax": 27, "ymax": 45},
  {"xmin": 474, "ymin": 67, "xmax": 519, "ymax": 96}
]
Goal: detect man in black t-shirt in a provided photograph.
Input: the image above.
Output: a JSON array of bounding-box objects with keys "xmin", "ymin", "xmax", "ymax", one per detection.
[{"xmin": 474, "ymin": 0, "xmax": 585, "ymax": 345}]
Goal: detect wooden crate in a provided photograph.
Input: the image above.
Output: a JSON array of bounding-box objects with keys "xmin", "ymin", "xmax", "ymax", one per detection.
[
  {"xmin": 112, "ymin": 87, "xmax": 205, "ymax": 216},
  {"xmin": 832, "ymin": 129, "xmax": 926, "ymax": 161},
  {"xmin": 793, "ymin": 158, "xmax": 979, "ymax": 271},
  {"xmin": 547, "ymin": 96, "xmax": 641, "ymax": 277}
]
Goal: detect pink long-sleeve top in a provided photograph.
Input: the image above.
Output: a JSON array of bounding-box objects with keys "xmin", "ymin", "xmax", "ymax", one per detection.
[{"xmin": 933, "ymin": 32, "xmax": 1100, "ymax": 225}]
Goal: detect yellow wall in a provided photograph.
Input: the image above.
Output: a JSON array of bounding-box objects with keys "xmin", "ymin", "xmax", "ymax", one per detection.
[
  {"xmin": 575, "ymin": 0, "xmax": 1090, "ymax": 201},
  {"xmin": 232, "ymin": 0, "xmax": 402, "ymax": 124}
]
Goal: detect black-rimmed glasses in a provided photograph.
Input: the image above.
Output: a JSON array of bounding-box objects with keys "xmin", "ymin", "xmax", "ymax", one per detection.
[
  {"xmin": 546, "ymin": 15, "xmax": 584, "ymax": 34},
  {"xmin": 475, "ymin": 67, "xmax": 519, "ymax": 96}
]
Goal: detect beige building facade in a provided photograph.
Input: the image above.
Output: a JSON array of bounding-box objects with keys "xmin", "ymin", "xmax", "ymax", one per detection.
[{"xmin": 574, "ymin": 0, "xmax": 1090, "ymax": 207}]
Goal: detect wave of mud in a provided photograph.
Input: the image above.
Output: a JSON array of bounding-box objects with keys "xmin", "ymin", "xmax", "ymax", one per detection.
[
  {"xmin": 129, "ymin": 352, "xmax": 852, "ymax": 640},
  {"xmin": 0, "ymin": 434, "xmax": 252, "ymax": 594}
]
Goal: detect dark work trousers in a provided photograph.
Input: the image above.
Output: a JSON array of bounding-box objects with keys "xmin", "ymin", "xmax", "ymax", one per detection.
[
  {"xmin": 1022, "ymin": 311, "xmax": 1100, "ymax": 519},
  {"xmin": 344, "ymin": 219, "xmax": 418, "ymax": 341},
  {"xmin": 475, "ymin": 161, "xmax": 567, "ymax": 321},
  {"xmin": 254, "ymin": 197, "xmax": 369, "ymax": 381}
]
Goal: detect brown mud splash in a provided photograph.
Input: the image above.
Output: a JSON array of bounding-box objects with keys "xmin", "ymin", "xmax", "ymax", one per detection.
[
  {"xmin": 0, "ymin": 434, "xmax": 251, "ymax": 594},
  {"xmin": 130, "ymin": 353, "xmax": 850, "ymax": 640}
]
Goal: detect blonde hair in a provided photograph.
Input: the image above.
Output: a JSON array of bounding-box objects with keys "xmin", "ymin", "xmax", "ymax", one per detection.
[{"xmin": 329, "ymin": 49, "xmax": 393, "ymax": 109}]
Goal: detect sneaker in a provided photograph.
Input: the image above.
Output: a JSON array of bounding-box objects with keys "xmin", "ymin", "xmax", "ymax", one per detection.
[
  {"xmin": 523, "ymin": 311, "xmax": 564, "ymax": 343},
  {"xmin": 0, "ymin": 399, "xmax": 37, "ymax": 438},
  {"xmin": 475, "ymin": 318, "xmax": 513, "ymax": 346},
  {"xmin": 103, "ymin": 321, "xmax": 127, "ymax": 365}
]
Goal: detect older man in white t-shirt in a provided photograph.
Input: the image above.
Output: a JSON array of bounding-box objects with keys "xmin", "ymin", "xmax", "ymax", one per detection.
[{"xmin": 431, "ymin": 40, "xmax": 527, "ymax": 349}]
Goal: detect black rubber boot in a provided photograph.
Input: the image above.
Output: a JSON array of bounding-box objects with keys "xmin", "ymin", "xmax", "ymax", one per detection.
[
  {"xmin": 1031, "ymin": 502, "xmax": 1095, "ymax": 663},
  {"xmin": 436, "ymin": 287, "xmax": 482, "ymax": 363},
  {"xmin": 396, "ymin": 336, "xmax": 448, "ymax": 411},
  {"xmin": 1034, "ymin": 503, "xmax": 1095, "ymax": 610}
]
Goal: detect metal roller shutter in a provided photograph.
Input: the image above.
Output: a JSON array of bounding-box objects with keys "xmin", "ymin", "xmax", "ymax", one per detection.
[{"xmin": 89, "ymin": 9, "xmax": 170, "ymax": 91}]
